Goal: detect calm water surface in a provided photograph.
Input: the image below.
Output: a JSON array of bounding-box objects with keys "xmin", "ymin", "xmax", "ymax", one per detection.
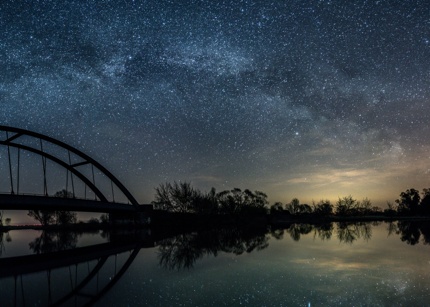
[{"xmin": 1, "ymin": 221, "xmax": 430, "ymax": 306}]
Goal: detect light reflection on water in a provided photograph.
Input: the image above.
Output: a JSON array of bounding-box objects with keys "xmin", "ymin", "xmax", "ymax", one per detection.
[{"xmin": 1, "ymin": 221, "xmax": 430, "ymax": 306}]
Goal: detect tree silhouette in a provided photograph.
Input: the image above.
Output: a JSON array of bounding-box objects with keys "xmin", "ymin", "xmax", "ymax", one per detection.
[
  {"xmin": 53, "ymin": 189, "xmax": 74, "ymax": 198},
  {"xmin": 56, "ymin": 211, "xmax": 77, "ymax": 225},
  {"xmin": 153, "ymin": 181, "xmax": 201, "ymax": 213},
  {"xmin": 217, "ymin": 189, "xmax": 241, "ymax": 214},
  {"xmin": 336, "ymin": 195, "xmax": 358, "ymax": 216},
  {"xmin": 360, "ymin": 198, "xmax": 372, "ymax": 215},
  {"xmin": 396, "ymin": 188, "xmax": 420, "ymax": 215},
  {"xmin": 100, "ymin": 213, "xmax": 109, "ymax": 224},
  {"xmin": 313, "ymin": 200, "xmax": 333, "ymax": 216},
  {"xmin": 153, "ymin": 182, "xmax": 173, "ymax": 211},
  {"xmin": 28, "ymin": 210, "xmax": 55, "ymax": 226},
  {"xmin": 170, "ymin": 181, "xmax": 200, "ymax": 212},
  {"xmin": 384, "ymin": 201, "xmax": 398, "ymax": 216},
  {"xmin": 217, "ymin": 188, "xmax": 268, "ymax": 215},
  {"xmin": 270, "ymin": 202, "xmax": 284, "ymax": 214},
  {"xmin": 420, "ymin": 188, "xmax": 430, "ymax": 215},
  {"xmin": 286, "ymin": 198, "xmax": 301, "ymax": 214},
  {"xmin": 28, "ymin": 189, "xmax": 78, "ymax": 226},
  {"xmin": 195, "ymin": 187, "xmax": 219, "ymax": 214},
  {"xmin": 298, "ymin": 204, "xmax": 313, "ymax": 214}
]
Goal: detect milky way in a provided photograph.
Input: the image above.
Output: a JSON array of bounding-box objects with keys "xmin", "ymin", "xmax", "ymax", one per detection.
[{"xmin": 1, "ymin": 1, "xmax": 430, "ymax": 204}]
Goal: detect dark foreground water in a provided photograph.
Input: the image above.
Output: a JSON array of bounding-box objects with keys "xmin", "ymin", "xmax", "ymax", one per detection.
[{"xmin": 1, "ymin": 221, "xmax": 430, "ymax": 306}]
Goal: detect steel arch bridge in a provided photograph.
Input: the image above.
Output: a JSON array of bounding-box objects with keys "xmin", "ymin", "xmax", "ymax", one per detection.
[{"xmin": 0, "ymin": 125, "xmax": 140, "ymax": 213}]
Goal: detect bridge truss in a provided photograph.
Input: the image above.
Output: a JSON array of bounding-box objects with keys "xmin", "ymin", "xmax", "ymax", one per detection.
[{"xmin": 0, "ymin": 126, "xmax": 139, "ymax": 209}]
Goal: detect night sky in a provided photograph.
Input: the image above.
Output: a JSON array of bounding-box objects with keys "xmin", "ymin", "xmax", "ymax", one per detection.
[{"xmin": 2, "ymin": 0, "xmax": 430, "ymax": 206}]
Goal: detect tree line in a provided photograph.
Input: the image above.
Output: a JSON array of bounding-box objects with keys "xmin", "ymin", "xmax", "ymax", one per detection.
[
  {"xmin": 271, "ymin": 195, "xmax": 380, "ymax": 217},
  {"xmin": 153, "ymin": 182, "xmax": 430, "ymax": 217},
  {"xmin": 20, "ymin": 184, "xmax": 430, "ymax": 226},
  {"xmin": 153, "ymin": 182, "xmax": 268, "ymax": 215},
  {"xmin": 26, "ymin": 189, "xmax": 108, "ymax": 226},
  {"xmin": 389, "ymin": 188, "xmax": 430, "ymax": 215}
]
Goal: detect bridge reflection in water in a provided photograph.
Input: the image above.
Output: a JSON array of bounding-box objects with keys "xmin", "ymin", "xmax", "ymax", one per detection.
[
  {"xmin": 1, "ymin": 221, "xmax": 428, "ymax": 306},
  {"xmin": 0, "ymin": 231, "xmax": 154, "ymax": 307}
]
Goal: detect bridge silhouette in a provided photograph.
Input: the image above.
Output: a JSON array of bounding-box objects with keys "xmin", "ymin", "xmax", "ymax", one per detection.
[
  {"xmin": 0, "ymin": 233, "xmax": 154, "ymax": 306},
  {"xmin": 0, "ymin": 126, "xmax": 149, "ymax": 214}
]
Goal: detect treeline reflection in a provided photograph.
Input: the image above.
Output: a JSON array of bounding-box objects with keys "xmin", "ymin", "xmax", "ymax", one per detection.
[
  {"xmin": 271, "ymin": 222, "xmax": 373, "ymax": 243},
  {"xmin": 274, "ymin": 221, "xmax": 430, "ymax": 245},
  {"xmin": 157, "ymin": 226, "xmax": 269, "ymax": 270},
  {"xmin": 396, "ymin": 220, "xmax": 430, "ymax": 245},
  {"xmin": 28, "ymin": 229, "xmax": 106, "ymax": 254},
  {"xmin": 3, "ymin": 220, "xmax": 430, "ymax": 270},
  {"xmin": 157, "ymin": 220, "xmax": 430, "ymax": 270}
]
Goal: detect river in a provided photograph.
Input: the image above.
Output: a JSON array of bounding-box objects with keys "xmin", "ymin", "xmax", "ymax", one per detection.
[{"xmin": 0, "ymin": 221, "xmax": 429, "ymax": 306}]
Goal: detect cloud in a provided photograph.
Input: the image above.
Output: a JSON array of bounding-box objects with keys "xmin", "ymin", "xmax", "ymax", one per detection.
[{"xmin": 285, "ymin": 168, "xmax": 383, "ymax": 187}]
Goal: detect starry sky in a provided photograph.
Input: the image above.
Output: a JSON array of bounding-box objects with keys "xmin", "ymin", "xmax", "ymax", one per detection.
[{"xmin": 1, "ymin": 0, "xmax": 430, "ymax": 206}]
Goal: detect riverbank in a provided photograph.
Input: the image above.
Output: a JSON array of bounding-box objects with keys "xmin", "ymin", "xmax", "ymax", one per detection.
[{"xmin": 2, "ymin": 212, "xmax": 430, "ymax": 232}]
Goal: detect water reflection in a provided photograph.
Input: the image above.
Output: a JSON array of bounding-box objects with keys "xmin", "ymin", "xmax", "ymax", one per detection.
[
  {"xmin": 313, "ymin": 222, "xmax": 334, "ymax": 241},
  {"xmin": 0, "ymin": 230, "xmax": 143, "ymax": 306},
  {"xmin": 157, "ymin": 220, "xmax": 430, "ymax": 271},
  {"xmin": 158, "ymin": 226, "xmax": 269, "ymax": 270},
  {"xmin": 27, "ymin": 229, "xmax": 110, "ymax": 254},
  {"xmin": 2, "ymin": 220, "xmax": 430, "ymax": 305},
  {"xmin": 391, "ymin": 220, "xmax": 430, "ymax": 245},
  {"xmin": 0, "ymin": 232, "xmax": 4, "ymax": 256},
  {"xmin": 277, "ymin": 220, "xmax": 430, "ymax": 246},
  {"xmin": 270, "ymin": 222, "xmax": 372, "ymax": 244},
  {"xmin": 29, "ymin": 231, "xmax": 78, "ymax": 254},
  {"xmin": 285, "ymin": 223, "xmax": 313, "ymax": 241},
  {"xmin": 337, "ymin": 222, "xmax": 373, "ymax": 243},
  {"xmin": 270, "ymin": 223, "xmax": 334, "ymax": 241},
  {"xmin": 1, "ymin": 221, "xmax": 430, "ymax": 261}
]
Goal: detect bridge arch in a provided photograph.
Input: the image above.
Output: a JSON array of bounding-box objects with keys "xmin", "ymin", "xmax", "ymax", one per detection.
[{"xmin": 0, "ymin": 125, "xmax": 139, "ymax": 208}]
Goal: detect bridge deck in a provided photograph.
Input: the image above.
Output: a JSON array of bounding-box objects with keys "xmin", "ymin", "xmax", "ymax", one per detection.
[{"xmin": 0, "ymin": 194, "xmax": 137, "ymax": 213}]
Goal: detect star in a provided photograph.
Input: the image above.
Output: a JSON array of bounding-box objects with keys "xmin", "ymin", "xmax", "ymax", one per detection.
[{"xmin": 1, "ymin": 0, "xmax": 429, "ymax": 206}]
